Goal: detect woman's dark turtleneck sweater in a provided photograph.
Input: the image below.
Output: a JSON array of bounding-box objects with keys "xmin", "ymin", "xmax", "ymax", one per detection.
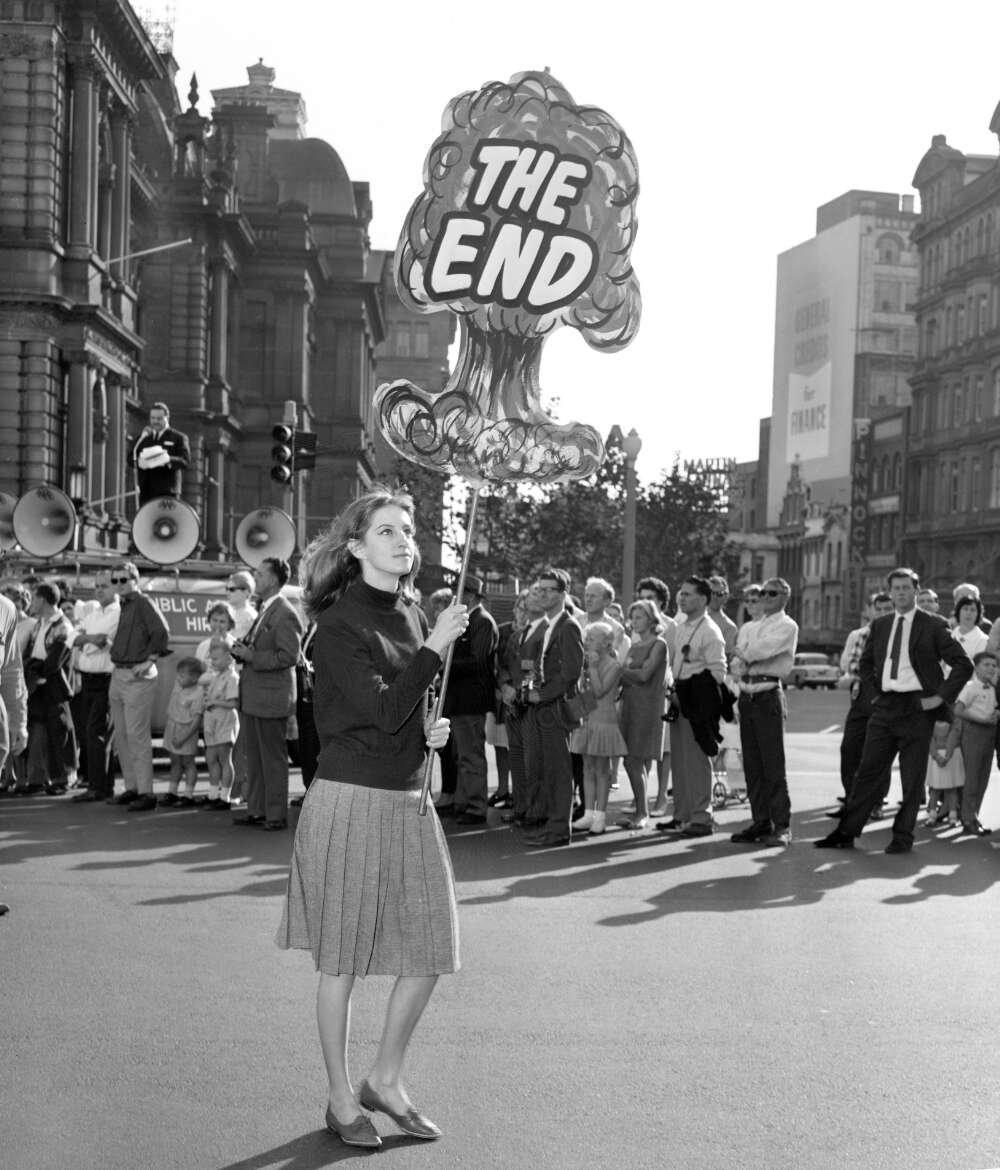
[{"xmin": 312, "ymin": 576, "xmax": 442, "ymax": 789}]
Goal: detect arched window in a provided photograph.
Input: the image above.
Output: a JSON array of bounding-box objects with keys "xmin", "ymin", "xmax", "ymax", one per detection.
[
  {"xmin": 876, "ymin": 233, "xmax": 903, "ymax": 265},
  {"xmin": 881, "ymin": 454, "xmax": 891, "ymax": 493},
  {"xmin": 945, "ymin": 306, "xmax": 953, "ymax": 346},
  {"xmin": 892, "ymin": 453, "xmax": 902, "ymax": 490},
  {"xmin": 988, "ymin": 213, "xmax": 995, "ymax": 254},
  {"xmin": 978, "ymin": 218, "xmax": 986, "ymax": 256},
  {"xmin": 955, "ymin": 231, "xmax": 964, "ymax": 267},
  {"xmin": 964, "ymin": 224, "xmax": 972, "ymax": 261},
  {"xmin": 990, "ymin": 450, "xmax": 1000, "ymax": 508}
]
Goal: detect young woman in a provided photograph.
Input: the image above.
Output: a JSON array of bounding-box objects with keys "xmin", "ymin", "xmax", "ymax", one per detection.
[
  {"xmin": 277, "ymin": 488, "xmax": 468, "ymax": 1149},
  {"xmin": 619, "ymin": 599, "xmax": 668, "ymax": 829},
  {"xmin": 570, "ymin": 621, "xmax": 627, "ymax": 835}
]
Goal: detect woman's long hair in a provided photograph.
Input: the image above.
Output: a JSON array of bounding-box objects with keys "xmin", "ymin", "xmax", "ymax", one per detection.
[{"xmin": 299, "ymin": 487, "xmax": 420, "ymax": 621}]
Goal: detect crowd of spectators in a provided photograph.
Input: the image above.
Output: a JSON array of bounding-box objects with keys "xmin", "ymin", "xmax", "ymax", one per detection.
[{"xmin": 1, "ymin": 561, "xmax": 997, "ymax": 851}]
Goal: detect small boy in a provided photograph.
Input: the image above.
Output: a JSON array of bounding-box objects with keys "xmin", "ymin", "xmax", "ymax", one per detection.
[
  {"xmin": 200, "ymin": 637, "xmax": 240, "ymax": 810},
  {"xmin": 952, "ymin": 649, "xmax": 998, "ymax": 836}
]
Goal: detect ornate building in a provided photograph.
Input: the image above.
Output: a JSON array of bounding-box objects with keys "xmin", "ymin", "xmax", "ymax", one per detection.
[
  {"xmin": 768, "ymin": 189, "xmax": 919, "ymax": 641},
  {"xmin": 906, "ymin": 128, "xmax": 1000, "ymax": 603},
  {"xmin": 0, "ymin": 0, "xmax": 166, "ymax": 547},
  {"xmin": 0, "ymin": 4, "xmax": 449, "ymax": 566}
]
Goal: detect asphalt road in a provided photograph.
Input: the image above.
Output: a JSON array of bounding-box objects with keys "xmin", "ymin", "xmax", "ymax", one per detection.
[{"xmin": 2, "ymin": 720, "xmax": 999, "ymax": 1170}]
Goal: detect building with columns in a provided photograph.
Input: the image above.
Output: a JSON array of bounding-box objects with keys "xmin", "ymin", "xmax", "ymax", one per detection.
[
  {"xmin": 905, "ymin": 128, "xmax": 1000, "ymax": 605},
  {"xmin": 0, "ymin": 5, "xmax": 451, "ymax": 567},
  {"xmin": 0, "ymin": 0, "xmax": 163, "ymax": 548}
]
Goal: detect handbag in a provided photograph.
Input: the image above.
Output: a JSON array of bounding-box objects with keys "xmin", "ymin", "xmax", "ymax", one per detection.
[{"xmin": 562, "ymin": 688, "xmax": 598, "ymax": 723}]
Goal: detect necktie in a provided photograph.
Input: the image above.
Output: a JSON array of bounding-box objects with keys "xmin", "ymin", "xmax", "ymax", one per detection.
[
  {"xmin": 888, "ymin": 616, "xmax": 904, "ymax": 680},
  {"xmin": 244, "ymin": 609, "xmax": 265, "ymax": 647}
]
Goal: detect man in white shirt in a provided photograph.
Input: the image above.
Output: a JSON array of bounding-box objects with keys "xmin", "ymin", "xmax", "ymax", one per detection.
[
  {"xmin": 730, "ymin": 577, "xmax": 799, "ymax": 847},
  {"xmin": 817, "ymin": 567, "xmax": 972, "ymax": 853},
  {"xmin": 0, "ymin": 592, "xmax": 27, "ymax": 779},
  {"xmin": 70, "ymin": 571, "xmax": 120, "ymax": 803},
  {"xmin": 655, "ymin": 576, "xmax": 726, "ymax": 838}
]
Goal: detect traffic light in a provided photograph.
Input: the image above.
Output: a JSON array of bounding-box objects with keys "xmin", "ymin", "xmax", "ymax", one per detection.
[
  {"xmin": 271, "ymin": 424, "xmax": 294, "ymax": 484},
  {"xmin": 270, "ymin": 426, "xmax": 318, "ymax": 483}
]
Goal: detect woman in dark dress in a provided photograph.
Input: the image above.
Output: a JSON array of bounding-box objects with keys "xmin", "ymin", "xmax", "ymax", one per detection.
[{"xmin": 277, "ymin": 488, "xmax": 468, "ymax": 1149}]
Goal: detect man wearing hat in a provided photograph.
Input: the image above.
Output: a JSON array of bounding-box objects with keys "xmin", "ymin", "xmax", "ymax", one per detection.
[{"xmin": 443, "ymin": 574, "xmax": 498, "ymax": 824}]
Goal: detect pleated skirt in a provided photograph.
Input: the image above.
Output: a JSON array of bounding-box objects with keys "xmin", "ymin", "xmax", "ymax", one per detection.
[{"xmin": 276, "ymin": 778, "xmax": 460, "ymax": 977}]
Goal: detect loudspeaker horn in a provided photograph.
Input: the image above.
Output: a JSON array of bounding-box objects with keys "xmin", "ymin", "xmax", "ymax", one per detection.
[
  {"xmin": 235, "ymin": 507, "xmax": 296, "ymax": 568},
  {"xmin": 132, "ymin": 496, "xmax": 200, "ymax": 565},
  {"xmin": 12, "ymin": 486, "xmax": 77, "ymax": 557},
  {"xmin": 0, "ymin": 491, "xmax": 16, "ymax": 551}
]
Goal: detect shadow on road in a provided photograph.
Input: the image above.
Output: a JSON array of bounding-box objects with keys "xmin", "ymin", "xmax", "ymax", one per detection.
[
  {"xmin": 214, "ymin": 1126, "xmax": 418, "ymax": 1168},
  {"xmin": 445, "ymin": 806, "xmax": 999, "ymax": 919},
  {"xmin": 0, "ymin": 795, "xmax": 292, "ymax": 905},
  {"xmin": 2, "ymin": 793, "xmax": 996, "ymax": 917}
]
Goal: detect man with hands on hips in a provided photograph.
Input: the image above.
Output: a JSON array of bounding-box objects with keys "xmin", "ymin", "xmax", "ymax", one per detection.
[{"xmin": 816, "ymin": 567, "xmax": 972, "ymax": 854}]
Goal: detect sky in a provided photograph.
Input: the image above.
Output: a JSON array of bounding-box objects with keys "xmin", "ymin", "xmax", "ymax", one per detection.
[{"xmin": 165, "ymin": 0, "xmax": 1000, "ymax": 483}]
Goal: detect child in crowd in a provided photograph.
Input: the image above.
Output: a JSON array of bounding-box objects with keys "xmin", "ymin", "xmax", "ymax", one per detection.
[
  {"xmin": 926, "ymin": 710, "xmax": 963, "ymax": 827},
  {"xmin": 159, "ymin": 656, "xmax": 206, "ymax": 808},
  {"xmin": 195, "ymin": 602, "xmax": 237, "ymax": 669},
  {"xmin": 570, "ymin": 622, "xmax": 627, "ymax": 836},
  {"xmin": 952, "ymin": 649, "xmax": 998, "ymax": 835},
  {"xmin": 201, "ymin": 637, "xmax": 240, "ymax": 810}
]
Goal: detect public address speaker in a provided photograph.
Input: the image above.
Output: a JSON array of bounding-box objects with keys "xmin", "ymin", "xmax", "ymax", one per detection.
[
  {"xmin": 132, "ymin": 496, "xmax": 200, "ymax": 565},
  {"xmin": 11, "ymin": 486, "xmax": 77, "ymax": 558},
  {"xmin": 235, "ymin": 507, "xmax": 296, "ymax": 568},
  {"xmin": 0, "ymin": 491, "xmax": 16, "ymax": 552}
]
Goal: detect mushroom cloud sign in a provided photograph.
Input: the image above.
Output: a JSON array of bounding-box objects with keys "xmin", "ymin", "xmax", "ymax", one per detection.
[{"xmin": 375, "ymin": 69, "xmax": 641, "ymax": 487}]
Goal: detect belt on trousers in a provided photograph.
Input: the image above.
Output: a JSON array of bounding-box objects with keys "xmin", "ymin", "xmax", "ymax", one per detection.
[{"xmin": 747, "ymin": 674, "xmax": 782, "ymax": 683}]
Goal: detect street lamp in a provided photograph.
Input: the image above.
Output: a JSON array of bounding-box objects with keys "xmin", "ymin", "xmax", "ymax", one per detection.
[{"xmin": 621, "ymin": 427, "xmax": 642, "ymax": 603}]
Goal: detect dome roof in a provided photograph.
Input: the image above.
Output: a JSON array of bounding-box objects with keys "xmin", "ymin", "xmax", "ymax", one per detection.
[{"xmin": 267, "ymin": 138, "xmax": 355, "ymax": 217}]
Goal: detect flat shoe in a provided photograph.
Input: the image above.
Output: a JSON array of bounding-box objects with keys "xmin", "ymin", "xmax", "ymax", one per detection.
[
  {"xmin": 324, "ymin": 1104, "xmax": 382, "ymax": 1148},
  {"xmin": 263, "ymin": 820, "xmax": 287, "ymax": 831},
  {"xmin": 359, "ymin": 1080, "xmax": 441, "ymax": 1140},
  {"xmin": 126, "ymin": 795, "xmax": 157, "ymax": 812}
]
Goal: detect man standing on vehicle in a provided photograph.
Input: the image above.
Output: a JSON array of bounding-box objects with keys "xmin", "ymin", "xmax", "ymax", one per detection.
[{"xmin": 730, "ymin": 577, "xmax": 798, "ymax": 846}]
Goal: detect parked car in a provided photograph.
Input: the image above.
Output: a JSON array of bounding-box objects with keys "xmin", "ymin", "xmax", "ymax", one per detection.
[{"xmin": 788, "ymin": 652, "xmax": 839, "ymax": 689}]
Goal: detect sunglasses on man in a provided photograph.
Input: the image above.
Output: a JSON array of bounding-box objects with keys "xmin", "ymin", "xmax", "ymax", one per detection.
[
  {"xmin": 110, "ymin": 575, "xmax": 132, "ymax": 584},
  {"xmin": 760, "ymin": 589, "xmax": 785, "ymax": 598}
]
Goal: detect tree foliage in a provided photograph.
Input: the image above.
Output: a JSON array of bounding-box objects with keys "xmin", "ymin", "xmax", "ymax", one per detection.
[{"xmin": 461, "ymin": 438, "xmax": 739, "ymax": 594}]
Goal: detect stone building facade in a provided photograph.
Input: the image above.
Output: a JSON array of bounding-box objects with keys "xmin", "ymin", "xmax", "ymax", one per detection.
[
  {"xmin": 0, "ymin": 0, "xmax": 166, "ymax": 548},
  {"xmin": 905, "ymin": 129, "xmax": 1000, "ymax": 604},
  {"xmin": 0, "ymin": 4, "xmax": 449, "ymax": 566}
]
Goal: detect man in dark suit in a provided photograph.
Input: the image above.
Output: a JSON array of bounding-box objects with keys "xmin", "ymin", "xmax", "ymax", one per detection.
[
  {"xmin": 498, "ymin": 585, "xmax": 549, "ymax": 827},
  {"xmin": 521, "ymin": 568, "xmax": 584, "ymax": 848},
  {"xmin": 444, "ymin": 575, "xmax": 498, "ymax": 825},
  {"xmin": 230, "ymin": 557, "xmax": 303, "ymax": 830},
  {"xmin": 24, "ymin": 582, "xmax": 75, "ymax": 794},
  {"xmin": 130, "ymin": 402, "xmax": 191, "ymax": 505},
  {"xmin": 816, "ymin": 567, "xmax": 972, "ymax": 854}
]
